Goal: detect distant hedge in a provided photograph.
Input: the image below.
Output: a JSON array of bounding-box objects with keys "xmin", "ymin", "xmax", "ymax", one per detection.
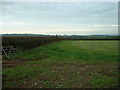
[{"xmin": 2, "ymin": 36, "xmax": 67, "ymax": 50}]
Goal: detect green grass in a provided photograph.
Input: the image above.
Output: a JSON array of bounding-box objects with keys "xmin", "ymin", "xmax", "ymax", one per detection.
[
  {"xmin": 12, "ymin": 40, "xmax": 119, "ymax": 63},
  {"xmin": 3, "ymin": 40, "xmax": 119, "ymax": 88},
  {"xmin": 3, "ymin": 66, "xmax": 50, "ymax": 88},
  {"xmin": 90, "ymin": 74, "xmax": 118, "ymax": 88}
]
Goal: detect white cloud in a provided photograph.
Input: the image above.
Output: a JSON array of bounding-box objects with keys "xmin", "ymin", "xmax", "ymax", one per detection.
[
  {"xmin": 111, "ymin": 25, "xmax": 119, "ymax": 27},
  {"xmin": 93, "ymin": 24, "xmax": 119, "ymax": 27},
  {"xmin": 1, "ymin": 0, "xmax": 119, "ymax": 2},
  {"xmin": 50, "ymin": 29, "xmax": 94, "ymax": 32},
  {"xmin": 0, "ymin": 21, "xmax": 32, "ymax": 26},
  {"xmin": 0, "ymin": 28, "xmax": 95, "ymax": 34},
  {"xmin": 30, "ymin": 28, "xmax": 95, "ymax": 33}
]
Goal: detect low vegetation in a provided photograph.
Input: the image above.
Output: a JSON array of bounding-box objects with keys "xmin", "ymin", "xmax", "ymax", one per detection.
[{"xmin": 2, "ymin": 40, "xmax": 119, "ymax": 88}]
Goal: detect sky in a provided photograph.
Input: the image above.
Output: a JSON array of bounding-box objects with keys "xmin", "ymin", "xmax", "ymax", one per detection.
[{"xmin": 0, "ymin": 2, "xmax": 118, "ymax": 35}]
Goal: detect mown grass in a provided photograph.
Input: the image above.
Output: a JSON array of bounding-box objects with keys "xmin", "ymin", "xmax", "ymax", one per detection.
[
  {"xmin": 12, "ymin": 40, "xmax": 119, "ymax": 63},
  {"xmin": 3, "ymin": 40, "xmax": 119, "ymax": 88}
]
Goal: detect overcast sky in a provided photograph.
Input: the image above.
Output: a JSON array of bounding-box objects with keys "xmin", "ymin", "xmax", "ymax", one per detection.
[{"xmin": 1, "ymin": 2, "xmax": 118, "ymax": 35}]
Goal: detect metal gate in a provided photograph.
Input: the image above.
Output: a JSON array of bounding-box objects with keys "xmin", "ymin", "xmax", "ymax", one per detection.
[{"xmin": 1, "ymin": 46, "xmax": 22, "ymax": 57}]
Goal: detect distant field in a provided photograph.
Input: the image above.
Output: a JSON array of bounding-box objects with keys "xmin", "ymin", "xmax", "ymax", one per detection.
[{"xmin": 2, "ymin": 40, "xmax": 119, "ymax": 88}]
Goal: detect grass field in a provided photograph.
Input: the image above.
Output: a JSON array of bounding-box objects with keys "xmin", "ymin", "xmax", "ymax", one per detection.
[{"xmin": 2, "ymin": 40, "xmax": 119, "ymax": 88}]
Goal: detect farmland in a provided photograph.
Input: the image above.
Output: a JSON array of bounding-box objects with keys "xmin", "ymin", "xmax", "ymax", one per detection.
[{"xmin": 2, "ymin": 40, "xmax": 119, "ymax": 88}]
